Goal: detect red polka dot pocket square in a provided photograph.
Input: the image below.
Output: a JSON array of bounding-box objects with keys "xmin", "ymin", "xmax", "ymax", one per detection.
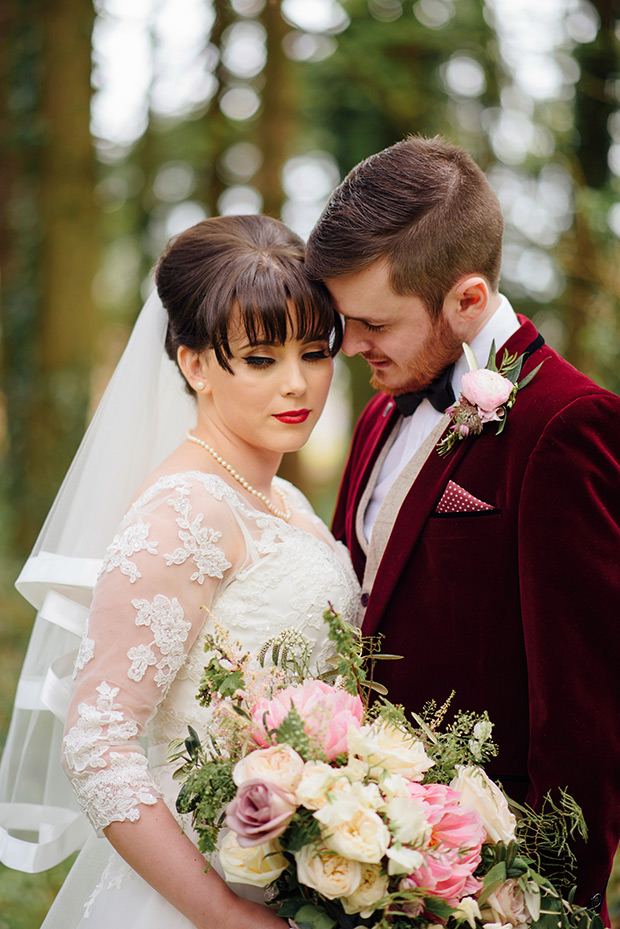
[{"xmin": 435, "ymin": 480, "xmax": 496, "ymax": 514}]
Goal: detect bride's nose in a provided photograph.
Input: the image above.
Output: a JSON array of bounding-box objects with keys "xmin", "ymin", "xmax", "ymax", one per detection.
[{"xmin": 281, "ymin": 360, "xmax": 307, "ymax": 396}]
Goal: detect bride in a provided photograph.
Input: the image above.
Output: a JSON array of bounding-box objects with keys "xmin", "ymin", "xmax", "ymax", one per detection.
[{"xmin": 0, "ymin": 215, "xmax": 360, "ymax": 928}]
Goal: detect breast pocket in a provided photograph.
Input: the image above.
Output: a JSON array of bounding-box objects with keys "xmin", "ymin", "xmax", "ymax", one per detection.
[{"xmin": 423, "ymin": 509, "xmax": 502, "ymax": 539}]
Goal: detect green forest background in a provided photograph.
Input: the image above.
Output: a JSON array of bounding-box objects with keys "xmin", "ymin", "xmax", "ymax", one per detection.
[{"xmin": 0, "ymin": 0, "xmax": 619, "ymax": 925}]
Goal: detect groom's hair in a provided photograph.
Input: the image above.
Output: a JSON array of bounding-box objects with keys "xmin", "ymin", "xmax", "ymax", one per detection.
[{"xmin": 305, "ymin": 135, "xmax": 504, "ymax": 319}]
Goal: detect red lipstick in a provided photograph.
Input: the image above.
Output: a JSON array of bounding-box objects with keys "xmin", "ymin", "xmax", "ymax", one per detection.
[{"xmin": 273, "ymin": 409, "xmax": 310, "ymax": 424}]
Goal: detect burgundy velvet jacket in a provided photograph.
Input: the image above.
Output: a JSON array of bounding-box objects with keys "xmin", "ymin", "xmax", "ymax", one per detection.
[{"xmin": 333, "ymin": 318, "xmax": 620, "ymax": 908}]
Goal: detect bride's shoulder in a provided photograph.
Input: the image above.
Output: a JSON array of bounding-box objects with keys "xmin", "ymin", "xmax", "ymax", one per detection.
[
  {"xmin": 273, "ymin": 476, "xmax": 315, "ymax": 516},
  {"xmin": 130, "ymin": 470, "xmax": 241, "ymax": 513}
]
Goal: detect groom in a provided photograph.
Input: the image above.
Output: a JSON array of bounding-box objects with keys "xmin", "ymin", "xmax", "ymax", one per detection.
[{"xmin": 305, "ymin": 136, "xmax": 620, "ymax": 913}]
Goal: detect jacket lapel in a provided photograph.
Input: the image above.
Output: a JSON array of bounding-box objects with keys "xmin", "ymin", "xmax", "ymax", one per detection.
[
  {"xmin": 361, "ymin": 431, "xmax": 471, "ymax": 636},
  {"xmin": 361, "ymin": 316, "xmax": 543, "ymax": 637},
  {"xmin": 346, "ymin": 398, "xmax": 400, "ymax": 577}
]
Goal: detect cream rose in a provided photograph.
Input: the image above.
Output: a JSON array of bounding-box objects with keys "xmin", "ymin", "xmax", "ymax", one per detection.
[
  {"xmin": 219, "ymin": 830, "xmax": 287, "ymax": 887},
  {"xmin": 315, "ymin": 804, "xmax": 391, "ymax": 864},
  {"xmin": 233, "ymin": 744, "xmax": 304, "ymax": 798},
  {"xmin": 341, "ymin": 863, "xmax": 389, "ymax": 917},
  {"xmin": 347, "ymin": 721, "xmax": 435, "ymax": 780},
  {"xmin": 295, "ymin": 844, "xmax": 362, "ymax": 899},
  {"xmin": 450, "ymin": 765, "xmax": 516, "ymax": 844}
]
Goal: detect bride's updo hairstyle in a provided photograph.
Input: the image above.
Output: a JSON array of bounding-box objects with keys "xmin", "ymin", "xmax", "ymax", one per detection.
[{"xmin": 155, "ymin": 214, "xmax": 342, "ymax": 388}]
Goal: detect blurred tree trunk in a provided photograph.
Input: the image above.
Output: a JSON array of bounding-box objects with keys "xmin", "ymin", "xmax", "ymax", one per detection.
[
  {"xmin": 561, "ymin": 0, "xmax": 619, "ymax": 387},
  {"xmin": 255, "ymin": 0, "xmax": 294, "ymax": 218},
  {"xmin": 0, "ymin": 0, "xmax": 97, "ymax": 557},
  {"xmin": 196, "ymin": 0, "xmax": 237, "ymax": 214},
  {"xmin": 254, "ymin": 1, "xmax": 301, "ymax": 486}
]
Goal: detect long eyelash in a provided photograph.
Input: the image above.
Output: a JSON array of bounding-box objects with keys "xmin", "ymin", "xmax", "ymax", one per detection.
[
  {"xmin": 362, "ymin": 321, "xmax": 384, "ymax": 332},
  {"xmin": 244, "ymin": 357, "xmax": 274, "ymax": 368}
]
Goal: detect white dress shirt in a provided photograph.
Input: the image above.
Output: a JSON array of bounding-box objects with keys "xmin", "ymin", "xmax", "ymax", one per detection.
[{"xmin": 362, "ymin": 295, "xmax": 520, "ymax": 542}]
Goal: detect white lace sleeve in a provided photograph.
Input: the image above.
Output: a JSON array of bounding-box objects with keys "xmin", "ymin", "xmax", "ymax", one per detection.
[{"xmin": 62, "ymin": 475, "xmax": 245, "ymax": 835}]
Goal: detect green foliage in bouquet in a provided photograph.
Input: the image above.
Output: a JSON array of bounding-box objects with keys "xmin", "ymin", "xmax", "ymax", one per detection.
[
  {"xmin": 169, "ymin": 725, "xmax": 237, "ymax": 855},
  {"xmin": 170, "ymin": 609, "xmax": 602, "ymax": 929}
]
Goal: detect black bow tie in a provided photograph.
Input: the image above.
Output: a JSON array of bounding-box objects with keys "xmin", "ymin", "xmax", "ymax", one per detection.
[{"xmin": 393, "ymin": 363, "xmax": 456, "ymax": 417}]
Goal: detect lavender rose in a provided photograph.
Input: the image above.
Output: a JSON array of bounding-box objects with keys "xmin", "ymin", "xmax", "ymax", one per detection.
[{"xmin": 225, "ymin": 778, "xmax": 296, "ymax": 847}]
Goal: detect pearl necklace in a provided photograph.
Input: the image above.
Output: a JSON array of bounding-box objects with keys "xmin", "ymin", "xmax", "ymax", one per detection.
[{"xmin": 186, "ymin": 430, "xmax": 291, "ymax": 521}]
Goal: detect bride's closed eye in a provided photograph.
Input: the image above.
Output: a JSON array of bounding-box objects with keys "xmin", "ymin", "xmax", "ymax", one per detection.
[
  {"xmin": 302, "ymin": 349, "xmax": 330, "ymax": 362},
  {"xmin": 244, "ymin": 355, "xmax": 274, "ymax": 368}
]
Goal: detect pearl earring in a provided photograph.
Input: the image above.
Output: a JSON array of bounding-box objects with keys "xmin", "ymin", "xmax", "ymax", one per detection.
[{"xmin": 195, "ymin": 381, "xmax": 205, "ymax": 391}]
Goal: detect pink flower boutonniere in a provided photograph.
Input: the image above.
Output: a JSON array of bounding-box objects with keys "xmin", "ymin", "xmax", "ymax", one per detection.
[{"xmin": 436, "ymin": 341, "xmax": 544, "ymax": 458}]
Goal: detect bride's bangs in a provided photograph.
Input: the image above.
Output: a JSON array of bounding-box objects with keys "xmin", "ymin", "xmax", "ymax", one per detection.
[{"xmin": 211, "ymin": 264, "xmax": 342, "ymax": 369}]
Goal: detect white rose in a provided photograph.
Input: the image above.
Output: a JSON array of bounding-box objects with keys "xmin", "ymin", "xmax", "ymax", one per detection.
[
  {"xmin": 482, "ymin": 879, "xmax": 540, "ymax": 929},
  {"xmin": 219, "ymin": 830, "xmax": 287, "ymax": 887},
  {"xmin": 347, "ymin": 721, "xmax": 435, "ymax": 780},
  {"xmin": 296, "ymin": 761, "xmax": 336, "ymax": 809},
  {"xmin": 473, "ymin": 720, "xmax": 493, "ymax": 742},
  {"xmin": 340, "ymin": 756, "xmax": 370, "ymax": 781},
  {"xmin": 233, "ymin": 745, "xmax": 304, "ymax": 798},
  {"xmin": 379, "ymin": 772, "xmax": 412, "ymax": 801},
  {"xmin": 386, "ymin": 843, "xmax": 424, "ymax": 875},
  {"xmin": 295, "ymin": 844, "xmax": 362, "ymax": 899},
  {"xmin": 383, "ymin": 796, "xmax": 430, "ymax": 846},
  {"xmin": 450, "ymin": 765, "xmax": 516, "ymax": 844},
  {"xmin": 316, "ymin": 805, "xmax": 391, "ymax": 864},
  {"xmin": 341, "ymin": 863, "xmax": 389, "ymax": 917},
  {"xmin": 454, "ymin": 896, "xmax": 482, "ymax": 928}
]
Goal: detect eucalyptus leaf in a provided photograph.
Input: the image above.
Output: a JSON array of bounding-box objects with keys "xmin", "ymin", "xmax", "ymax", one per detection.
[
  {"xmin": 485, "ymin": 340, "xmax": 498, "ymax": 372},
  {"xmin": 517, "ymin": 360, "xmax": 545, "ymax": 390},
  {"xmin": 368, "ymin": 681, "xmax": 389, "ymax": 695},
  {"xmin": 463, "ymin": 342, "xmax": 480, "ymax": 372}
]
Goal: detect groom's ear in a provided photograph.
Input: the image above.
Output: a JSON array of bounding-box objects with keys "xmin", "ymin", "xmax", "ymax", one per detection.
[
  {"xmin": 177, "ymin": 345, "xmax": 212, "ymax": 394},
  {"xmin": 442, "ymin": 276, "xmax": 492, "ymax": 333}
]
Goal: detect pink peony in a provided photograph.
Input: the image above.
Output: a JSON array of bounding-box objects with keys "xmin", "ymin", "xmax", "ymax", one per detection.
[
  {"xmin": 226, "ymin": 779, "xmax": 296, "ymax": 847},
  {"xmin": 400, "ymin": 849, "xmax": 482, "ymax": 908},
  {"xmin": 407, "ymin": 782, "xmax": 486, "ymax": 851},
  {"xmin": 401, "ymin": 782, "xmax": 485, "ymax": 906},
  {"xmin": 251, "ymin": 680, "xmax": 364, "ymax": 760},
  {"xmin": 461, "ymin": 369, "xmax": 513, "ymax": 420}
]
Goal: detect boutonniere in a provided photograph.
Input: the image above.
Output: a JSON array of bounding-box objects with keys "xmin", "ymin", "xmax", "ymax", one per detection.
[{"xmin": 436, "ymin": 341, "xmax": 544, "ymax": 457}]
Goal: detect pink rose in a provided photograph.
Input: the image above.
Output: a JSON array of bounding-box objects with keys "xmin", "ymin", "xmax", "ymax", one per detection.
[
  {"xmin": 225, "ymin": 779, "xmax": 296, "ymax": 847},
  {"xmin": 461, "ymin": 369, "xmax": 513, "ymax": 420},
  {"xmin": 251, "ymin": 680, "xmax": 364, "ymax": 760}
]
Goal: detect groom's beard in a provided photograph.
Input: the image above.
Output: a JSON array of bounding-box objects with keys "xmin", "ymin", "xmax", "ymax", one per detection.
[{"xmin": 370, "ymin": 313, "xmax": 463, "ymax": 396}]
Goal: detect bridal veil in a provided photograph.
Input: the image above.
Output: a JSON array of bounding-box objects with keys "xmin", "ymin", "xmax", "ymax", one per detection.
[{"xmin": 0, "ymin": 290, "xmax": 195, "ymax": 871}]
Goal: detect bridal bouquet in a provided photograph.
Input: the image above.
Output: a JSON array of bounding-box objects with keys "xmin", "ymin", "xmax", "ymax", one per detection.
[{"xmin": 171, "ymin": 610, "xmax": 602, "ymax": 929}]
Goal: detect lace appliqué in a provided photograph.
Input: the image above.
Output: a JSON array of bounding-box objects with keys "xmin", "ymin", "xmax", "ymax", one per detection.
[
  {"xmin": 64, "ymin": 682, "xmax": 160, "ymax": 832},
  {"xmin": 73, "ymin": 617, "xmax": 95, "ymax": 678},
  {"xmin": 84, "ymin": 849, "xmax": 134, "ymax": 917},
  {"xmin": 164, "ymin": 486, "xmax": 231, "ymax": 583},
  {"xmin": 101, "ymin": 518, "xmax": 158, "ymax": 583},
  {"xmin": 71, "ymin": 752, "xmax": 160, "ymax": 835},
  {"xmin": 128, "ymin": 594, "xmax": 191, "ymax": 692}
]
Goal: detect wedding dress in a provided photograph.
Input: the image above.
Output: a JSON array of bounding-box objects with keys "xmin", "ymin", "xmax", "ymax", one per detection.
[{"xmin": 39, "ymin": 469, "xmax": 360, "ymax": 928}]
